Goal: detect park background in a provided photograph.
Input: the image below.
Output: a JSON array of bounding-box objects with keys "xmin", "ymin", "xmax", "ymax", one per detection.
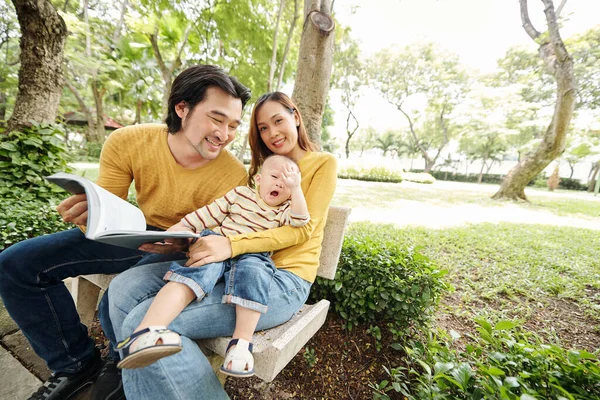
[{"xmin": 1, "ymin": 0, "xmax": 600, "ymax": 399}]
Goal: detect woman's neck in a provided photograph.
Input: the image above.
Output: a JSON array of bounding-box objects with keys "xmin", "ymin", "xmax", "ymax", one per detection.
[{"xmin": 284, "ymin": 147, "xmax": 307, "ymax": 162}]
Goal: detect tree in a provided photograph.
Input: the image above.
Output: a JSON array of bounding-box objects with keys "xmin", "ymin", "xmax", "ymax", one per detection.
[
  {"xmin": 369, "ymin": 43, "xmax": 468, "ymax": 172},
  {"xmin": 292, "ymin": 0, "xmax": 336, "ymax": 147},
  {"xmin": 0, "ymin": 1, "xmax": 20, "ymax": 124},
  {"xmin": 6, "ymin": 0, "xmax": 67, "ymax": 132},
  {"xmin": 492, "ymin": 0, "xmax": 576, "ymax": 201},
  {"xmin": 333, "ymin": 26, "xmax": 362, "ymax": 159},
  {"xmin": 374, "ymin": 129, "xmax": 401, "ymax": 157}
]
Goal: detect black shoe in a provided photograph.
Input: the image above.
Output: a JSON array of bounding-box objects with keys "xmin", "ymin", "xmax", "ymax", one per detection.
[
  {"xmin": 89, "ymin": 359, "xmax": 125, "ymax": 400},
  {"xmin": 27, "ymin": 348, "xmax": 103, "ymax": 400}
]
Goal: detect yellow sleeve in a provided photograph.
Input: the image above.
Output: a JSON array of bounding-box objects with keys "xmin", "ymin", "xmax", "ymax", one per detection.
[
  {"xmin": 96, "ymin": 129, "xmax": 133, "ymax": 200},
  {"xmin": 229, "ymin": 154, "xmax": 337, "ymax": 256}
]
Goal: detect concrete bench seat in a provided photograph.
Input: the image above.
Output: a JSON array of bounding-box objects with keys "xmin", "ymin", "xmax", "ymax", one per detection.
[{"xmin": 70, "ymin": 206, "xmax": 350, "ymax": 382}]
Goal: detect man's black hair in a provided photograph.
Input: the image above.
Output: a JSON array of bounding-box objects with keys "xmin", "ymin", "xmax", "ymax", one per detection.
[{"xmin": 165, "ymin": 65, "xmax": 252, "ymax": 134}]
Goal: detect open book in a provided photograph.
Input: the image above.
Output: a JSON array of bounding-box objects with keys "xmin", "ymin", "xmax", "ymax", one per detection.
[{"xmin": 46, "ymin": 172, "xmax": 200, "ymax": 250}]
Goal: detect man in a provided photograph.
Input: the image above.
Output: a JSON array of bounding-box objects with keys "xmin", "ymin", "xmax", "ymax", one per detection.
[{"xmin": 0, "ymin": 64, "xmax": 251, "ymax": 400}]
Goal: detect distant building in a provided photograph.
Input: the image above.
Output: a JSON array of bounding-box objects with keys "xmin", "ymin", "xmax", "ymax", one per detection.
[{"xmin": 63, "ymin": 112, "xmax": 124, "ymax": 131}]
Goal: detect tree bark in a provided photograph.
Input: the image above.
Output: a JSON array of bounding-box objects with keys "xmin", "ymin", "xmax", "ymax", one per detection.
[
  {"xmin": 291, "ymin": 0, "xmax": 335, "ymax": 148},
  {"xmin": 6, "ymin": 0, "xmax": 67, "ymax": 132},
  {"xmin": 492, "ymin": 0, "xmax": 575, "ymax": 201},
  {"xmin": 65, "ymin": 78, "xmax": 98, "ymax": 142}
]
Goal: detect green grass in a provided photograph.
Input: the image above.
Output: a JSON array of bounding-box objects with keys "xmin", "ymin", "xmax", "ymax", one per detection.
[
  {"xmin": 333, "ymin": 178, "xmax": 600, "ymax": 219},
  {"xmin": 366, "ymin": 222, "xmax": 600, "ymax": 322}
]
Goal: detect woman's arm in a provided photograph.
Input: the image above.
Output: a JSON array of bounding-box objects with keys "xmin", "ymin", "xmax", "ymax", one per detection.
[{"xmin": 186, "ymin": 154, "xmax": 337, "ymax": 267}]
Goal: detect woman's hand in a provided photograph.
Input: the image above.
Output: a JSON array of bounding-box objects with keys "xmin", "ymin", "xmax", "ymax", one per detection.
[
  {"xmin": 186, "ymin": 235, "xmax": 232, "ymax": 267},
  {"xmin": 57, "ymin": 194, "xmax": 89, "ymax": 226}
]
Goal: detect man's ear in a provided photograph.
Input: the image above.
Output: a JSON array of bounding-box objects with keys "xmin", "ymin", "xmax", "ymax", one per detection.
[{"xmin": 175, "ymin": 101, "xmax": 187, "ymax": 119}]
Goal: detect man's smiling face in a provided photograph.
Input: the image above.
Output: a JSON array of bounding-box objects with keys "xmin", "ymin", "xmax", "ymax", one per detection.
[{"xmin": 176, "ymin": 86, "xmax": 243, "ymax": 161}]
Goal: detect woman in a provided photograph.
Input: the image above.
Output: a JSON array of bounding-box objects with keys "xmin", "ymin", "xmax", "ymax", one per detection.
[{"xmin": 106, "ymin": 92, "xmax": 337, "ymax": 399}]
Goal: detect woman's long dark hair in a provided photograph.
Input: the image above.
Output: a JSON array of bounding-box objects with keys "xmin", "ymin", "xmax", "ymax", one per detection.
[{"xmin": 248, "ymin": 92, "xmax": 316, "ymax": 187}]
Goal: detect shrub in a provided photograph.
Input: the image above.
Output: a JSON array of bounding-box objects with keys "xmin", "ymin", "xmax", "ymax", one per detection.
[
  {"xmin": 0, "ymin": 197, "xmax": 71, "ymax": 250},
  {"xmin": 417, "ymin": 170, "xmax": 588, "ymax": 191},
  {"xmin": 372, "ymin": 319, "xmax": 600, "ymax": 399},
  {"xmin": 402, "ymin": 172, "xmax": 436, "ymax": 184},
  {"xmin": 338, "ymin": 166, "xmax": 403, "ymax": 183},
  {"xmin": 0, "ymin": 122, "xmax": 72, "ymax": 201},
  {"xmin": 311, "ymin": 222, "xmax": 448, "ymax": 337}
]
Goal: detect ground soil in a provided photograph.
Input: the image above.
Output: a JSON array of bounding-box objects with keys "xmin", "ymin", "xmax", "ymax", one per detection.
[{"xmin": 90, "ymin": 294, "xmax": 600, "ymax": 400}]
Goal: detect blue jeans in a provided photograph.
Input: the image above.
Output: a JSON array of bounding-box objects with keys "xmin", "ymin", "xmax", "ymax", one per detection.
[
  {"xmin": 0, "ymin": 228, "xmax": 185, "ymax": 373},
  {"xmin": 165, "ymin": 230, "xmax": 276, "ymax": 313},
  {"xmin": 107, "ymin": 261, "xmax": 311, "ymax": 400}
]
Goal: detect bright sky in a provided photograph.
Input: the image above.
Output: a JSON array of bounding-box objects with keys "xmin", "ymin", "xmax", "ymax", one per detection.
[{"xmin": 330, "ymin": 0, "xmax": 600, "ymax": 139}]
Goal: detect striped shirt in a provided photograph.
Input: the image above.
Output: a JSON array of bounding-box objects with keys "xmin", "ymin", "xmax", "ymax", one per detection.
[{"xmin": 182, "ymin": 186, "xmax": 309, "ymax": 237}]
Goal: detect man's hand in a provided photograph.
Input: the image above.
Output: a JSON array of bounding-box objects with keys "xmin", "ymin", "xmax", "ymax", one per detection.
[
  {"xmin": 281, "ymin": 164, "xmax": 301, "ymax": 190},
  {"xmin": 138, "ymin": 238, "xmax": 190, "ymax": 254},
  {"xmin": 186, "ymin": 235, "xmax": 232, "ymax": 267},
  {"xmin": 57, "ymin": 194, "xmax": 89, "ymax": 226}
]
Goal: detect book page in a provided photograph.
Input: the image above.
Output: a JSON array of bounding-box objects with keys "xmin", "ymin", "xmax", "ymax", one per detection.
[
  {"xmin": 90, "ymin": 183, "xmax": 146, "ymax": 236},
  {"xmin": 46, "ymin": 172, "xmax": 146, "ymax": 238}
]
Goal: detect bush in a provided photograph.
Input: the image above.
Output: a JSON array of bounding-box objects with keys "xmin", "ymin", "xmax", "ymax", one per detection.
[
  {"xmin": 0, "ymin": 122, "xmax": 72, "ymax": 201},
  {"xmin": 402, "ymin": 172, "xmax": 436, "ymax": 184},
  {"xmin": 0, "ymin": 197, "xmax": 71, "ymax": 250},
  {"xmin": 311, "ymin": 222, "xmax": 448, "ymax": 337},
  {"xmin": 417, "ymin": 169, "xmax": 588, "ymax": 191},
  {"xmin": 338, "ymin": 166, "xmax": 404, "ymax": 183},
  {"xmin": 372, "ymin": 319, "xmax": 600, "ymax": 399}
]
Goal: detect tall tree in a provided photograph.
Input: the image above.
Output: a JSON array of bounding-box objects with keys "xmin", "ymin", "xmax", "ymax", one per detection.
[
  {"xmin": 6, "ymin": 0, "xmax": 67, "ymax": 132},
  {"xmin": 333, "ymin": 26, "xmax": 362, "ymax": 159},
  {"xmin": 369, "ymin": 43, "xmax": 468, "ymax": 172},
  {"xmin": 492, "ymin": 0, "xmax": 576, "ymax": 201},
  {"xmin": 292, "ymin": 0, "xmax": 335, "ymax": 147}
]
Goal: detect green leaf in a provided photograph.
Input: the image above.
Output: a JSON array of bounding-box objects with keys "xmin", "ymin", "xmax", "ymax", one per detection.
[{"xmin": 494, "ymin": 320, "xmax": 518, "ymax": 331}]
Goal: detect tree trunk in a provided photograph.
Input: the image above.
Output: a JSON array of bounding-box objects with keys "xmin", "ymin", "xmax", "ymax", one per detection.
[
  {"xmin": 135, "ymin": 98, "xmax": 142, "ymax": 124},
  {"xmin": 478, "ymin": 160, "xmax": 487, "ymax": 184},
  {"xmin": 588, "ymin": 161, "xmax": 599, "ymax": 192},
  {"xmin": 568, "ymin": 162, "xmax": 574, "ymax": 179},
  {"xmin": 291, "ymin": 0, "xmax": 335, "ymax": 148},
  {"xmin": 65, "ymin": 78, "xmax": 98, "ymax": 142},
  {"xmin": 493, "ymin": 0, "xmax": 575, "ymax": 201},
  {"xmin": 268, "ymin": 0, "xmax": 285, "ymax": 92},
  {"xmin": 91, "ymin": 80, "xmax": 106, "ymax": 143},
  {"xmin": 6, "ymin": 0, "xmax": 67, "ymax": 132},
  {"xmin": 276, "ymin": 0, "xmax": 300, "ymax": 90}
]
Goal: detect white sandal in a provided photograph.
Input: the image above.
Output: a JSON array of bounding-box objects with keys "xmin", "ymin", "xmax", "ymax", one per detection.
[
  {"xmin": 116, "ymin": 326, "xmax": 182, "ymax": 369},
  {"xmin": 219, "ymin": 338, "xmax": 255, "ymax": 377}
]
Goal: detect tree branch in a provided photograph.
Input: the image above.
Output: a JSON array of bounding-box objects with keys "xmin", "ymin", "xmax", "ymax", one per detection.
[
  {"xmin": 555, "ymin": 0, "xmax": 567, "ymax": 18},
  {"xmin": 268, "ymin": 0, "xmax": 285, "ymax": 91},
  {"xmin": 277, "ymin": 0, "xmax": 300, "ymax": 90},
  {"xmin": 149, "ymin": 27, "xmax": 170, "ymax": 86},
  {"xmin": 541, "ymin": 0, "xmax": 569, "ymax": 61},
  {"xmin": 171, "ymin": 24, "xmax": 193, "ymax": 75},
  {"xmin": 519, "ymin": 0, "xmax": 540, "ymax": 41},
  {"xmin": 112, "ymin": 0, "xmax": 129, "ymax": 44}
]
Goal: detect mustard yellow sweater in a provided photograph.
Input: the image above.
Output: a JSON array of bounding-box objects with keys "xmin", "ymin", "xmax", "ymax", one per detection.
[
  {"xmin": 97, "ymin": 124, "xmax": 247, "ymax": 229},
  {"xmin": 230, "ymin": 151, "xmax": 338, "ymax": 283}
]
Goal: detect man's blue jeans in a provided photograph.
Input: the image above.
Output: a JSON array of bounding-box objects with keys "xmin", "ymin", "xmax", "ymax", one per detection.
[
  {"xmin": 107, "ymin": 261, "xmax": 311, "ymax": 400},
  {"xmin": 0, "ymin": 228, "xmax": 184, "ymax": 373}
]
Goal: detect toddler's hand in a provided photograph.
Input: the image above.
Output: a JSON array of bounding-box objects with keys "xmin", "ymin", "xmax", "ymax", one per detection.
[
  {"xmin": 281, "ymin": 164, "xmax": 301, "ymax": 189},
  {"xmin": 167, "ymin": 221, "xmax": 194, "ymax": 233}
]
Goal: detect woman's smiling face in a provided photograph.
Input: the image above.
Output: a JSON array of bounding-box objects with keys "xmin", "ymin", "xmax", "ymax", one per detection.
[{"xmin": 256, "ymin": 100, "xmax": 300, "ymax": 158}]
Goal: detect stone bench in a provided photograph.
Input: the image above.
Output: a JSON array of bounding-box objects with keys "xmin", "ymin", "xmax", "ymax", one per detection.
[{"xmin": 70, "ymin": 206, "xmax": 351, "ymax": 382}]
